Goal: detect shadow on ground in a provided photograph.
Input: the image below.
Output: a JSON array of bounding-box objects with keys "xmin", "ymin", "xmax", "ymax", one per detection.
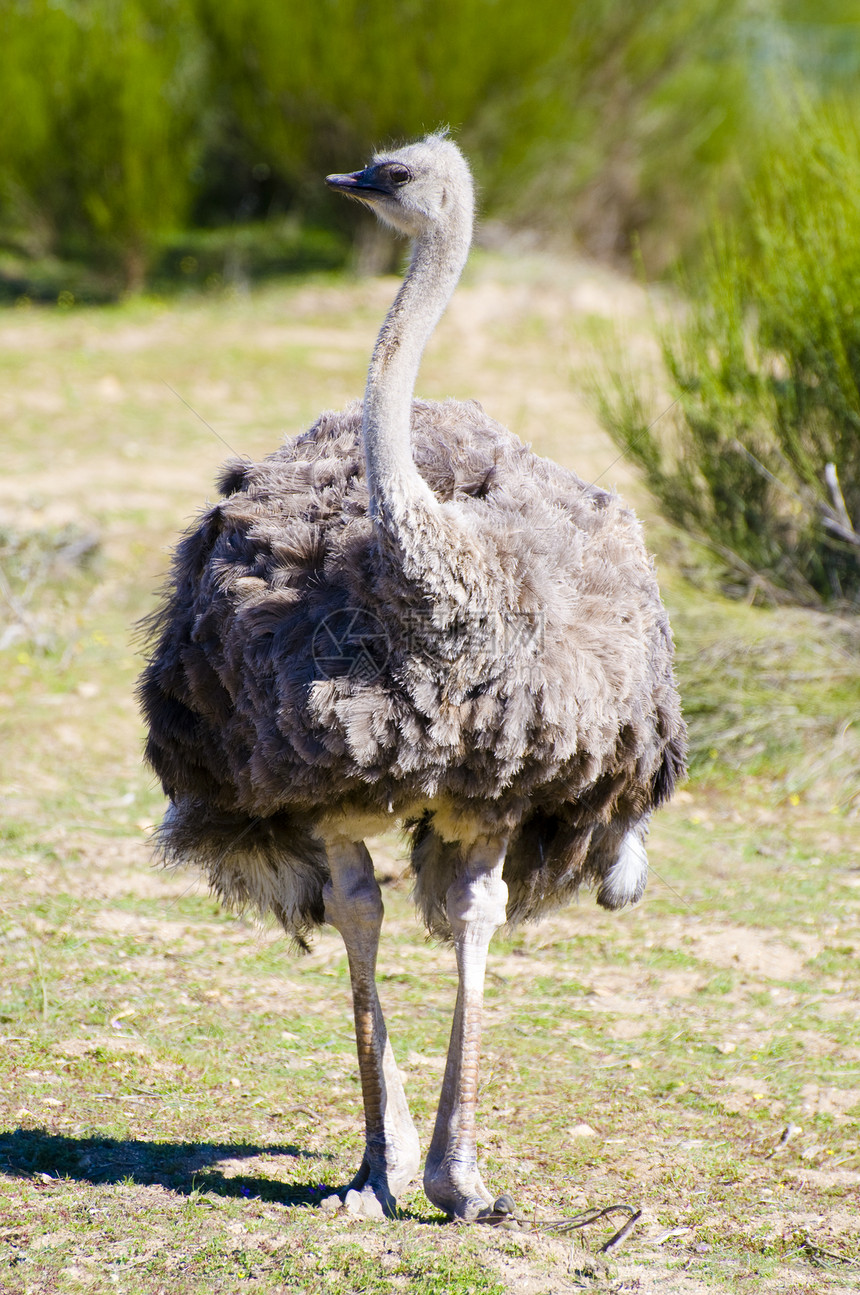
[{"xmin": 0, "ymin": 1127, "xmax": 332, "ymax": 1206}]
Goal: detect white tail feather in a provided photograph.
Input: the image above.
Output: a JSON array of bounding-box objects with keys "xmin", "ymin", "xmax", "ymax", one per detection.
[{"xmin": 598, "ymin": 829, "xmax": 648, "ymax": 908}]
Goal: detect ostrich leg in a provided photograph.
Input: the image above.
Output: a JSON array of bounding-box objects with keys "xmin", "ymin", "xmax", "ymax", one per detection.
[
  {"xmin": 322, "ymin": 836, "xmax": 420, "ymax": 1217},
  {"xmin": 423, "ymin": 835, "xmax": 512, "ymax": 1222}
]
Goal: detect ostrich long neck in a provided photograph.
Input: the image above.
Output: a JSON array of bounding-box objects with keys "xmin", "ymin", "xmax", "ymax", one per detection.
[
  {"xmin": 361, "ymin": 194, "xmax": 509, "ymax": 672},
  {"xmin": 362, "ymin": 220, "xmax": 470, "ymax": 531}
]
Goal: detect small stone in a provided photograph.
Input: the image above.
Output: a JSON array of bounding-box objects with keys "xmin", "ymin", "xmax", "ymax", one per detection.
[
  {"xmin": 567, "ymin": 1123, "xmax": 597, "ymax": 1139},
  {"xmin": 319, "ymin": 1193, "xmax": 341, "ymax": 1215}
]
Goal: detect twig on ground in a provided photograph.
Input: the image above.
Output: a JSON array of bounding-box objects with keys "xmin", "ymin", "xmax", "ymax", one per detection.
[
  {"xmin": 601, "ymin": 1209, "xmax": 643, "ymax": 1254},
  {"xmin": 650, "ymin": 1226, "xmax": 691, "ymax": 1245},
  {"xmin": 798, "ymin": 1233, "xmax": 860, "ymax": 1269},
  {"xmin": 528, "ymin": 1201, "xmax": 641, "ymax": 1252}
]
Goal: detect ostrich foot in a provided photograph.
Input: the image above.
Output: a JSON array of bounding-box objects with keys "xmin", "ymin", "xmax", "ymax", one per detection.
[
  {"xmin": 424, "ymin": 1160, "xmax": 518, "ymax": 1226},
  {"xmin": 345, "ymin": 1133, "xmax": 421, "ymax": 1216},
  {"xmin": 343, "ymin": 1186, "xmax": 385, "ymax": 1220},
  {"xmin": 320, "ymin": 1184, "xmax": 386, "ymax": 1221},
  {"xmin": 324, "ymin": 1134, "xmax": 420, "ymax": 1220},
  {"xmin": 423, "ymin": 1157, "xmax": 493, "ymax": 1220}
]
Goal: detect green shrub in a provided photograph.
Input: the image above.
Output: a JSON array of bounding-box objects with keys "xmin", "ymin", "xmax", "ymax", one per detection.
[
  {"xmin": 196, "ymin": 0, "xmax": 753, "ymax": 269},
  {"xmin": 2, "ymin": 0, "xmax": 859, "ymax": 294},
  {"xmin": 474, "ymin": 0, "xmax": 752, "ymax": 268},
  {"xmin": 599, "ymin": 100, "xmax": 860, "ymax": 607},
  {"xmin": 0, "ymin": 0, "xmax": 761, "ymax": 292},
  {"xmin": 0, "ymin": 0, "xmax": 206, "ymax": 291}
]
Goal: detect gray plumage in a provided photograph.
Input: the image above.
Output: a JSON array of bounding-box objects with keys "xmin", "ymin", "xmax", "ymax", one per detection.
[{"xmin": 139, "ymin": 133, "xmax": 686, "ymax": 949}]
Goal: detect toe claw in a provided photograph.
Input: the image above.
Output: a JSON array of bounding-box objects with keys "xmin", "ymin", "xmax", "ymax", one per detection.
[{"xmin": 474, "ymin": 1193, "xmax": 519, "ymax": 1228}]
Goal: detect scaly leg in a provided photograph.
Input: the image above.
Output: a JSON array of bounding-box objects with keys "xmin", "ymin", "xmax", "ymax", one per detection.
[
  {"xmin": 322, "ymin": 836, "xmax": 420, "ymax": 1217},
  {"xmin": 423, "ymin": 834, "xmax": 512, "ymax": 1222}
]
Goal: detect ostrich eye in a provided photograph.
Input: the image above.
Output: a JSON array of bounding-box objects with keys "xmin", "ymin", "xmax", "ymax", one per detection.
[{"xmin": 387, "ymin": 165, "xmax": 411, "ymax": 186}]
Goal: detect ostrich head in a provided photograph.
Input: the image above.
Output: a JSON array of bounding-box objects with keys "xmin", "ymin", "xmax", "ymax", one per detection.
[{"xmin": 326, "ymin": 132, "xmax": 473, "ymax": 239}]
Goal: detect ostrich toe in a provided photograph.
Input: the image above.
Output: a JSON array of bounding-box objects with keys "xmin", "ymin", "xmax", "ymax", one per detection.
[
  {"xmin": 422, "ymin": 1158, "xmax": 494, "ymax": 1221},
  {"xmin": 347, "ymin": 1135, "xmax": 421, "ymax": 1216},
  {"xmin": 343, "ymin": 1186, "xmax": 386, "ymax": 1220},
  {"xmin": 423, "ymin": 1162, "xmax": 520, "ymax": 1227}
]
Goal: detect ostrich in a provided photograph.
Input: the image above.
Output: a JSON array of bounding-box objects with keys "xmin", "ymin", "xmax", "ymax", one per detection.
[{"xmin": 139, "ymin": 132, "xmax": 686, "ymax": 1223}]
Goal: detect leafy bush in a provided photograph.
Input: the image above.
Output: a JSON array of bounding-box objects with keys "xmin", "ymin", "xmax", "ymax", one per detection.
[
  {"xmin": 0, "ymin": 0, "xmax": 759, "ymax": 291},
  {"xmin": 0, "ymin": 0, "xmax": 206, "ymax": 291},
  {"xmin": 2, "ymin": 1, "xmax": 859, "ymax": 295},
  {"xmin": 599, "ymin": 102, "xmax": 860, "ymax": 608},
  {"xmin": 474, "ymin": 0, "xmax": 752, "ymax": 267},
  {"xmin": 196, "ymin": 0, "xmax": 753, "ymax": 269}
]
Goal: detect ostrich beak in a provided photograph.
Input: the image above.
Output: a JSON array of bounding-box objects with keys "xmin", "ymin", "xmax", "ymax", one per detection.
[{"xmin": 325, "ymin": 166, "xmax": 388, "ymax": 199}]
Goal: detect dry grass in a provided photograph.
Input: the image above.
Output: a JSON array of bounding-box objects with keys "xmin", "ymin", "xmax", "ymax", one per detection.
[{"xmin": 1, "ymin": 255, "xmax": 858, "ymax": 1293}]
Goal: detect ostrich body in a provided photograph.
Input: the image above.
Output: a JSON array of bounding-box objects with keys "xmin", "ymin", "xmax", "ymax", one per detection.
[{"xmin": 140, "ymin": 134, "xmax": 686, "ymax": 1222}]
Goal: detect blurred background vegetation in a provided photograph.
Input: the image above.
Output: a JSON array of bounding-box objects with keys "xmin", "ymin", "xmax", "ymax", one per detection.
[
  {"xmin": 0, "ymin": 0, "xmax": 858, "ymax": 299},
  {"xmin": 1, "ymin": 0, "xmax": 858, "ymax": 605}
]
